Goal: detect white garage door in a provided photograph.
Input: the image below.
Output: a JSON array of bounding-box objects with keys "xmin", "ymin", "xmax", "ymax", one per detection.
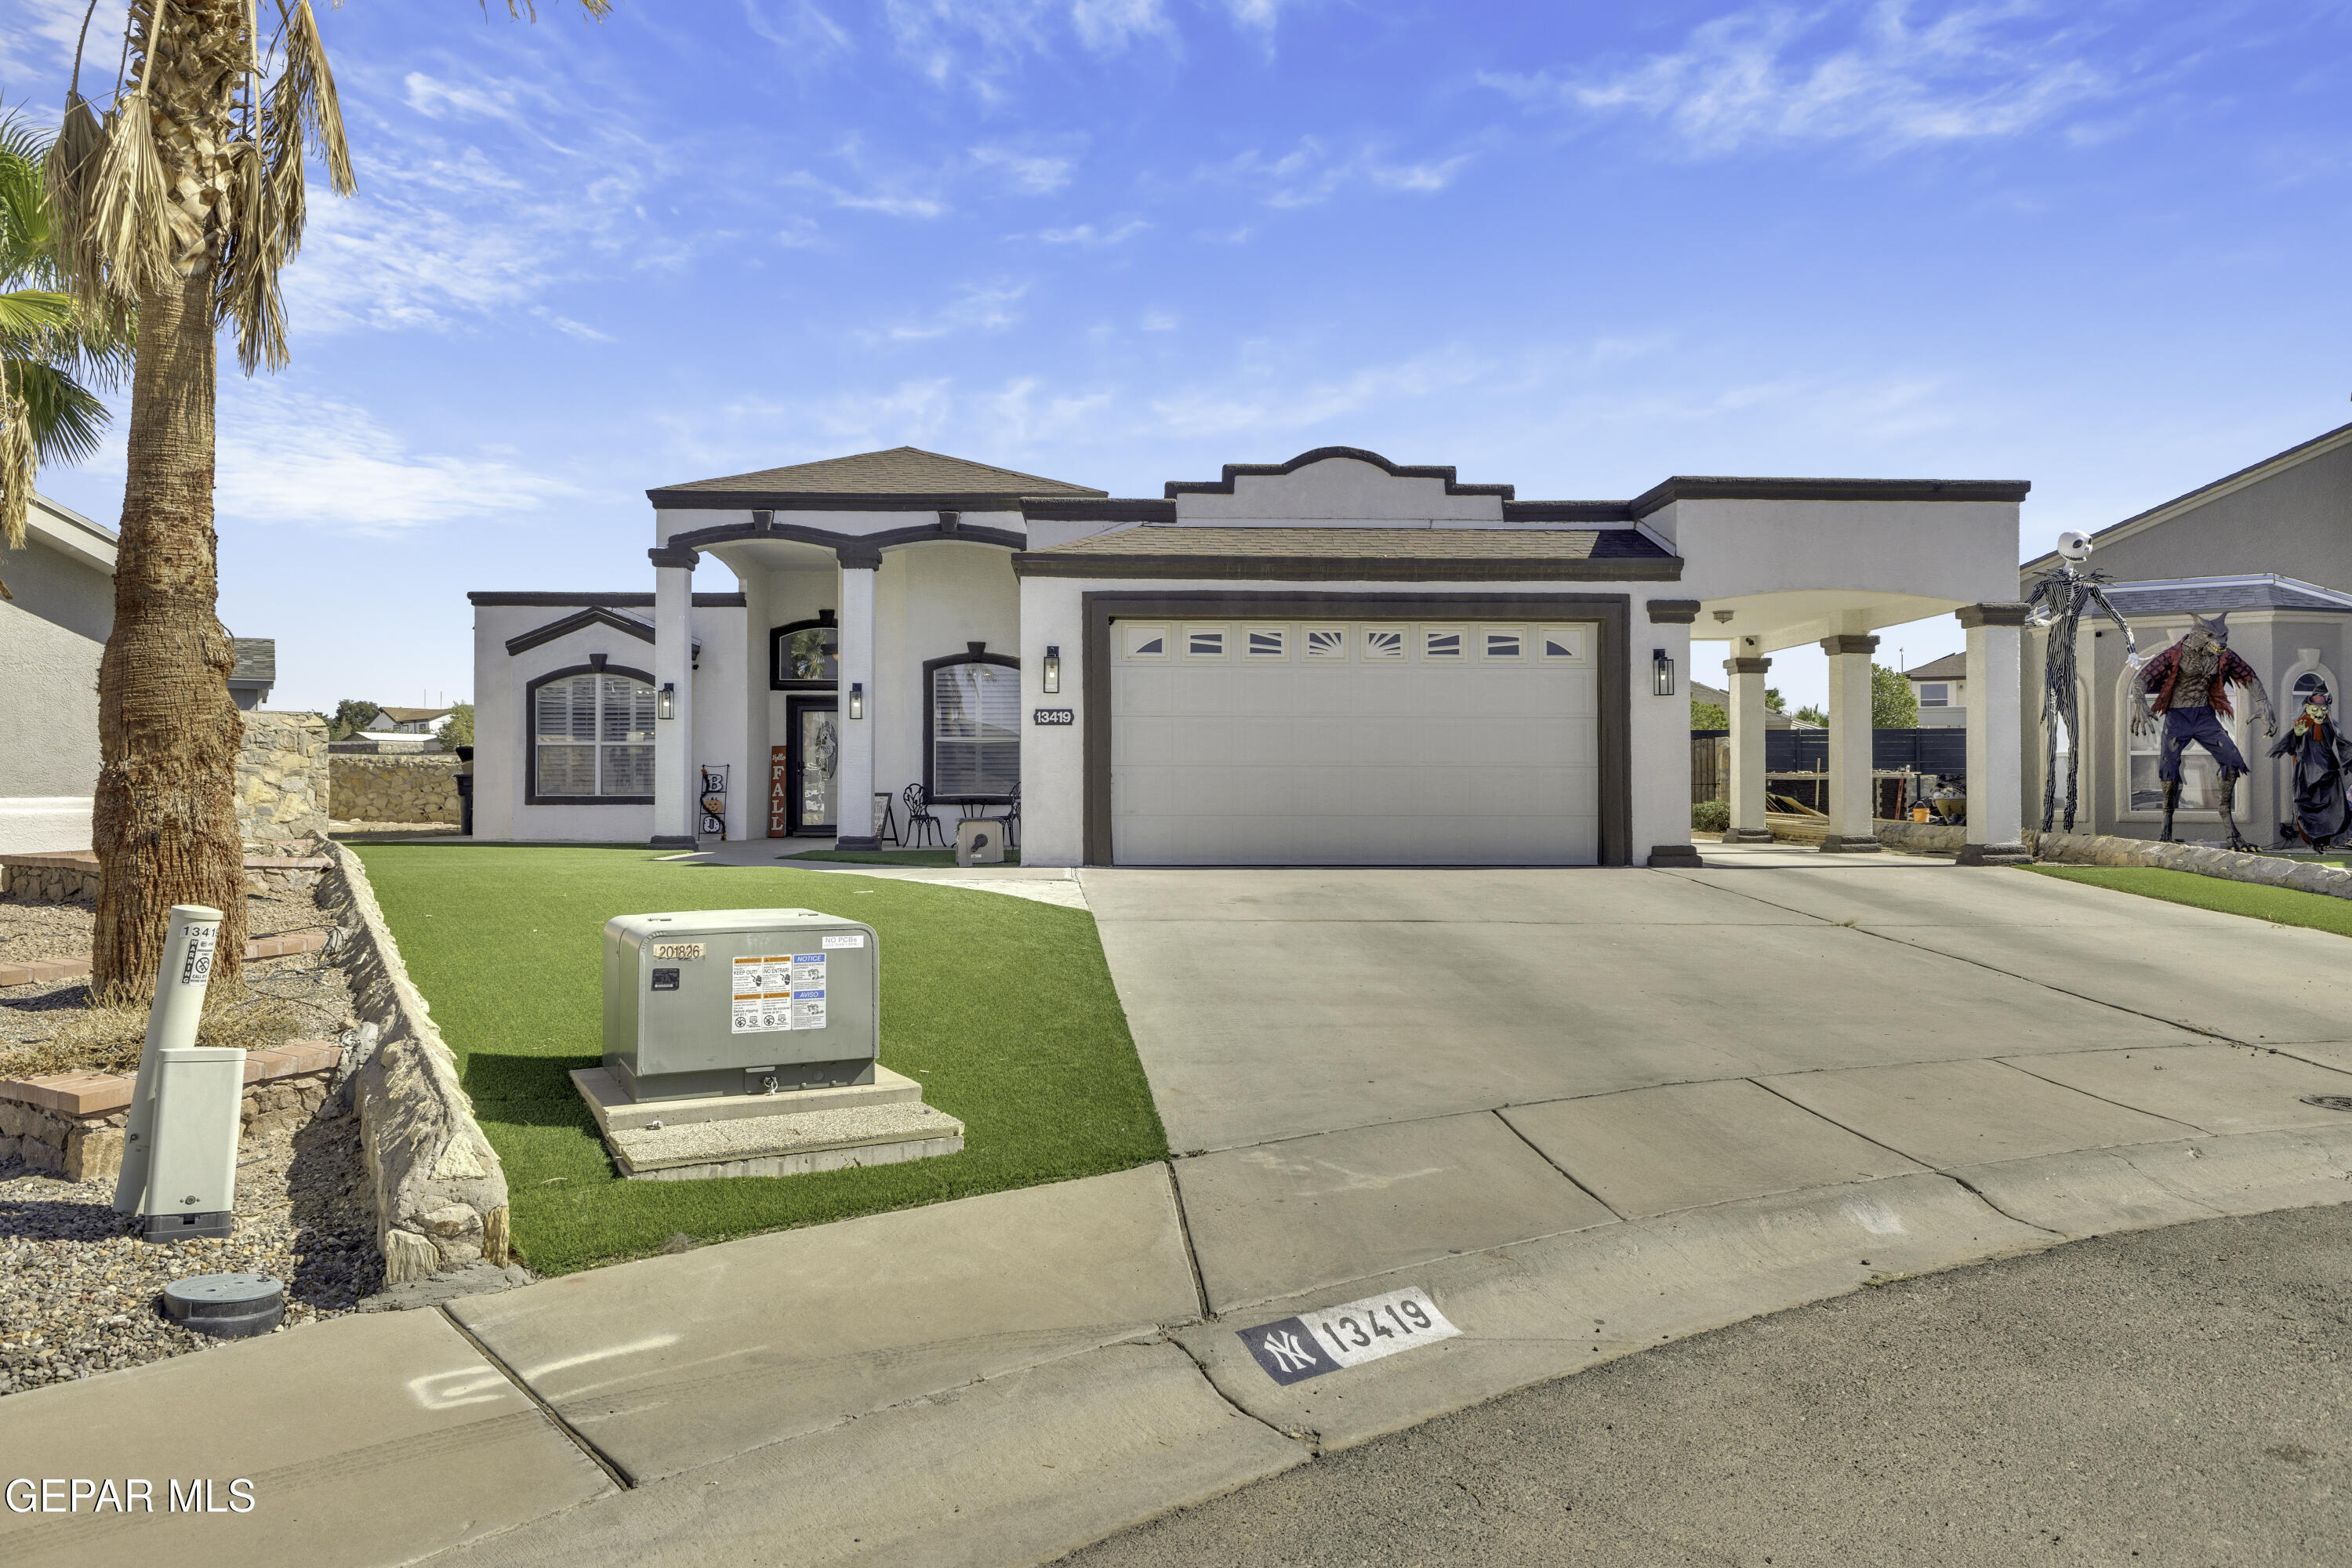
[{"xmin": 1109, "ymin": 619, "xmax": 1600, "ymax": 866}]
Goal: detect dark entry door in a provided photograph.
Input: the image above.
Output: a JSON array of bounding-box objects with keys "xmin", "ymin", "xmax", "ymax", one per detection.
[{"xmin": 781, "ymin": 698, "xmax": 838, "ymax": 835}]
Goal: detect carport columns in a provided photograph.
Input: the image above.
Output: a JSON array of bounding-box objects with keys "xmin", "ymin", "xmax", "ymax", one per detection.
[
  {"xmin": 833, "ymin": 561, "xmax": 880, "ymax": 851},
  {"xmin": 1726, "ymin": 650, "xmax": 1774, "ymax": 844},
  {"xmin": 650, "ymin": 546, "xmax": 699, "ymax": 850},
  {"xmin": 1956, "ymin": 603, "xmax": 2031, "ymax": 865},
  {"xmin": 1819, "ymin": 634, "xmax": 1882, "ymax": 853}
]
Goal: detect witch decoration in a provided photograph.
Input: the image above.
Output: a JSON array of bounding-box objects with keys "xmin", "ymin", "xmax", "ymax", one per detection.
[
  {"xmin": 2134, "ymin": 612, "xmax": 2277, "ymax": 849},
  {"xmin": 2268, "ymin": 684, "xmax": 2352, "ymax": 848},
  {"xmin": 2026, "ymin": 531, "xmax": 2142, "ymax": 833}
]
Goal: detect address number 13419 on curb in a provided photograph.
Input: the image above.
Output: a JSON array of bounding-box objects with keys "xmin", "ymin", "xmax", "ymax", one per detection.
[{"xmin": 1239, "ymin": 1287, "xmax": 1461, "ymax": 1386}]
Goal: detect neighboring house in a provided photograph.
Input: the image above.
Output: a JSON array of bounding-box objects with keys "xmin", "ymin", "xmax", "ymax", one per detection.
[
  {"xmin": 2017, "ymin": 421, "xmax": 2352, "ymax": 844},
  {"xmin": 470, "ymin": 444, "xmax": 2033, "ymax": 865},
  {"xmin": 230, "ymin": 638, "xmax": 276, "ymax": 710},
  {"xmin": 0, "ymin": 495, "xmax": 115, "ymax": 853},
  {"xmin": 1904, "ymin": 653, "xmax": 1968, "ymax": 728},
  {"xmin": 368, "ymin": 706, "xmax": 453, "ymax": 734},
  {"xmin": 1690, "ymin": 678, "xmax": 1797, "ymax": 728}
]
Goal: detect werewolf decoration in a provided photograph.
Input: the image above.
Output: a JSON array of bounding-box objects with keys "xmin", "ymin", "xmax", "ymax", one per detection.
[
  {"xmin": 2268, "ymin": 684, "xmax": 2352, "ymax": 849},
  {"xmin": 2025, "ymin": 532, "xmax": 2143, "ymax": 833},
  {"xmin": 2135, "ymin": 611, "xmax": 2277, "ymax": 849}
]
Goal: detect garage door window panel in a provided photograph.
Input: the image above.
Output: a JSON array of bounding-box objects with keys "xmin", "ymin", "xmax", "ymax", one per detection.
[
  {"xmin": 1185, "ymin": 626, "xmax": 1229, "ymax": 659},
  {"xmin": 927, "ymin": 652, "xmax": 1020, "ymax": 801}
]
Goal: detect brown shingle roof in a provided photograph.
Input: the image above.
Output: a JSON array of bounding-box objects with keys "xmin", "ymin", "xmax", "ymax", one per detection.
[
  {"xmin": 655, "ymin": 446, "xmax": 1104, "ymax": 499},
  {"xmin": 1905, "ymin": 653, "xmax": 1968, "ymax": 680}
]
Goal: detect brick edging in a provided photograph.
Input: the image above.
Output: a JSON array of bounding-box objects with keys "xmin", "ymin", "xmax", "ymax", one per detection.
[
  {"xmin": 1, "ymin": 1039, "xmax": 344, "ymax": 1116},
  {"xmin": 0, "ymin": 928, "xmax": 330, "ymax": 989}
]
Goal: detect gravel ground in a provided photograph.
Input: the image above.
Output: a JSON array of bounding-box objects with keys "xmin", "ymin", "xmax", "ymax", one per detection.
[
  {"xmin": 0, "ymin": 898, "xmax": 96, "ymax": 965},
  {"xmin": 0, "ymin": 881, "xmax": 377, "ymax": 1396},
  {"xmin": 0, "ymin": 1105, "xmax": 381, "ymax": 1398}
]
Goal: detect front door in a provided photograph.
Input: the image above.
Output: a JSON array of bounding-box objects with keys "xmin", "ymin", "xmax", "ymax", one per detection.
[{"xmin": 775, "ymin": 699, "xmax": 839, "ymax": 836}]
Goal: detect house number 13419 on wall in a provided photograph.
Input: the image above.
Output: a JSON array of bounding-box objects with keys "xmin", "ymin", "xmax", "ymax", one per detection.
[{"xmin": 1033, "ymin": 708, "xmax": 1075, "ymax": 725}]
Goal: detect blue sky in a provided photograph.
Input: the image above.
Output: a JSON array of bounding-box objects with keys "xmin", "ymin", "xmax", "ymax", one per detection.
[{"xmin": 6, "ymin": 1, "xmax": 2350, "ymax": 713}]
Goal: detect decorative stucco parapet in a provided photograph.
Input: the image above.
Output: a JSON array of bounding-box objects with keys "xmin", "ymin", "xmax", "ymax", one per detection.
[{"xmin": 319, "ymin": 840, "xmax": 511, "ymax": 1285}]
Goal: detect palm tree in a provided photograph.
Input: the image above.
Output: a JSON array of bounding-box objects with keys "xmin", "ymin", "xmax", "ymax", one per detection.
[
  {"xmin": 44, "ymin": 2, "xmax": 609, "ymax": 1000},
  {"xmin": 0, "ymin": 109, "xmax": 132, "ymax": 602}
]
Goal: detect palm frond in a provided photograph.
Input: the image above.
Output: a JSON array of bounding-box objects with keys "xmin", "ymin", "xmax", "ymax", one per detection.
[
  {"xmin": 8, "ymin": 357, "xmax": 111, "ymax": 466},
  {"xmin": 44, "ymin": 94, "xmax": 107, "ymax": 301},
  {"xmin": 83, "ymin": 95, "xmax": 176, "ymax": 299},
  {"xmin": 0, "ymin": 286, "xmax": 75, "ymax": 338},
  {"xmin": 491, "ymin": 2, "xmax": 618, "ymax": 18},
  {"xmin": 279, "ymin": 1, "xmax": 354, "ymax": 198},
  {"xmin": 0, "ymin": 361, "xmax": 30, "ymax": 555}
]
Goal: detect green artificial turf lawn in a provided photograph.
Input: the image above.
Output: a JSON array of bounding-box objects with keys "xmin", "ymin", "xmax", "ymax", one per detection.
[
  {"xmin": 2025, "ymin": 864, "xmax": 2352, "ymax": 939},
  {"xmin": 350, "ymin": 844, "xmax": 1166, "ymax": 1275}
]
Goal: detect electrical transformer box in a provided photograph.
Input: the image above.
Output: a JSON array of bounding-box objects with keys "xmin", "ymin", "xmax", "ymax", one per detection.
[{"xmin": 603, "ymin": 909, "xmax": 880, "ymax": 1102}]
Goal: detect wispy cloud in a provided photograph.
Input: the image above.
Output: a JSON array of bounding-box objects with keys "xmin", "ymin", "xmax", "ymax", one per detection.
[
  {"xmin": 862, "ymin": 282, "xmax": 1032, "ymax": 343},
  {"xmin": 1486, "ymin": 2, "xmax": 2115, "ymax": 156},
  {"xmin": 1033, "ymin": 219, "xmax": 1151, "ymax": 245},
  {"xmin": 1148, "ymin": 345, "xmax": 1499, "ymax": 438},
  {"xmin": 742, "ymin": 0, "xmax": 857, "ymax": 63},
  {"xmin": 217, "ymin": 389, "xmax": 582, "ymax": 536},
  {"xmin": 971, "ymin": 143, "xmax": 1079, "ymax": 194},
  {"xmin": 1204, "ymin": 137, "xmax": 1473, "ymax": 208}
]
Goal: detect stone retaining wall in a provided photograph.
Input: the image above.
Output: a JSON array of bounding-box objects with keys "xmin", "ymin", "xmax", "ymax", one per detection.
[
  {"xmin": 0, "ymin": 1040, "xmax": 342, "ymax": 1184},
  {"xmin": 238, "ymin": 712, "xmax": 331, "ymax": 843},
  {"xmin": 320, "ymin": 839, "xmax": 510, "ymax": 1283},
  {"xmin": 2, "ymin": 850, "xmax": 332, "ymax": 905},
  {"xmin": 1874, "ymin": 822, "xmax": 1972, "ymax": 855},
  {"xmin": 2034, "ymin": 831, "xmax": 2352, "ymax": 900},
  {"xmin": 331, "ymin": 753, "xmax": 462, "ymax": 826}
]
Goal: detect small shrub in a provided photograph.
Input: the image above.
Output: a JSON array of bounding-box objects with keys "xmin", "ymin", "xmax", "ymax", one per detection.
[{"xmin": 1692, "ymin": 799, "xmax": 1730, "ymax": 833}]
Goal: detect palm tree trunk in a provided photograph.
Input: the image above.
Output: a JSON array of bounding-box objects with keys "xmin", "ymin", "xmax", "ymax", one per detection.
[{"xmin": 91, "ymin": 260, "xmax": 246, "ymax": 1001}]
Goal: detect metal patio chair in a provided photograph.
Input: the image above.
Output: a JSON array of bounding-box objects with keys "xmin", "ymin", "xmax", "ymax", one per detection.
[{"xmin": 902, "ymin": 782, "xmax": 946, "ymax": 849}]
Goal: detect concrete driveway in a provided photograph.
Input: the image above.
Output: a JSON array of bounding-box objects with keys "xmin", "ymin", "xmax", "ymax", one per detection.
[{"xmin": 1086, "ymin": 844, "xmax": 2352, "ymax": 1316}]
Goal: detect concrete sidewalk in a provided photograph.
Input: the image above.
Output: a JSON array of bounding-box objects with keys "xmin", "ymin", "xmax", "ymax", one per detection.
[{"xmin": 9, "ymin": 850, "xmax": 2352, "ymax": 1566}]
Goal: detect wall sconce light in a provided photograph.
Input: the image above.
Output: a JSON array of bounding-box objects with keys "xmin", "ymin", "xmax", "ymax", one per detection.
[
  {"xmin": 1652, "ymin": 648, "xmax": 1676, "ymax": 696},
  {"xmin": 658, "ymin": 682, "xmax": 676, "ymax": 720},
  {"xmin": 1042, "ymin": 644, "xmax": 1061, "ymax": 694},
  {"xmin": 848, "ymin": 681, "xmax": 865, "ymax": 720}
]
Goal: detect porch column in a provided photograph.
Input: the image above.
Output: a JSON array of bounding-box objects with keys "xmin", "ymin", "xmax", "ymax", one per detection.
[
  {"xmin": 1726, "ymin": 649, "xmax": 1774, "ymax": 843},
  {"xmin": 833, "ymin": 555, "xmax": 880, "ymax": 850},
  {"xmin": 1819, "ymin": 633, "xmax": 1881, "ymax": 852},
  {"xmin": 1955, "ymin": 603, "xmax": 2031, "ymax": 864},
  {"xmin": 649, "ymin": 546, "xmax": 699, "ymax": 850}
]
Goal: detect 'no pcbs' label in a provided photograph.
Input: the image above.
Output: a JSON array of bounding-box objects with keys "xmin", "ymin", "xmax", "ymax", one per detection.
[{"xmin": 731, "ymin": 953, "xmax": 827, "ymax": 1034}]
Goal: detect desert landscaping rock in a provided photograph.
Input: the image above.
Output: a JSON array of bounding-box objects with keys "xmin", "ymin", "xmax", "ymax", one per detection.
[{"xmin": 0, "ymin": 1110, "xmax": 379, "ymax": 1398}]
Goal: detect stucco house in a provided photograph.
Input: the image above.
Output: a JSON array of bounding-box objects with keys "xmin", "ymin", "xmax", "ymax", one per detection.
[
  {"xmin": 2016, "ymin": 421, "xmax": 2352, "ymax": 844},
  {"xmin": 1, "ymin": 495, "xmax": 116, "ymax": 855},
  {"xmin": 470, "ymin": 445, "xmax": 2033, "ymax": 866},
  {"xmin": 1904, "ymin": 653, "xmax": 1968, "ymax": 728}
]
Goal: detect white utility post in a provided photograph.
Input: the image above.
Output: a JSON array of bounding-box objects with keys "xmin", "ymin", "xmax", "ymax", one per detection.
[{"xmin": 115, "ymin": 906, "xmax": 244, "ymax": 1240}]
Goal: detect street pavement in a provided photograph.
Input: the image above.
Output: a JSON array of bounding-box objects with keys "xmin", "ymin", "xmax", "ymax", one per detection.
[
  {"xmin": 7, "ymin": 847, "xmax": 2352, "ymax": 1566},
  {"xmin": 1065, "ymin": 1202, "xmax": 2352, "ymax": 1568}
]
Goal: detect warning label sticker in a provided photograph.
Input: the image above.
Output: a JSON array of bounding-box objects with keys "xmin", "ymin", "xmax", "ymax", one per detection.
[{"xmin": 730, "ymin": 953, "xmax": 825, "ymax": 1033}]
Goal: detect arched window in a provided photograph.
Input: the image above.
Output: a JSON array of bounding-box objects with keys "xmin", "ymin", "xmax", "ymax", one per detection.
[
  {"xmin": 528, "ymin": 664, "xmax": 656, "ymax": 802},
  {"xmin": 771, "ymin": 613, "xmax": 838, "ymax": 691},
  {"xmin": 925, "ymin": 645, "xmax": 1019, "ymax": 800}
]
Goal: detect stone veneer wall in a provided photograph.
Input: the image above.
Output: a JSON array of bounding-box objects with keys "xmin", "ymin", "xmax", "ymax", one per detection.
[
  {"xmin": 0, "ymin": 1042, "xmax": 340, "ymax": 1184},
  {"xmin": 330, "ymin": 753, "xmax": 462, "ymax": 825},
  {"xmin": 2034, "ymin": 831, "xmax": 2352, "ymax": 900},
  {"xmin": 319, "ymin": 839, "xmax": 510, "ymax": 1282},
  {"xmin": 238, "ymin": 712, "xmax": 331, "ymax": 844}
]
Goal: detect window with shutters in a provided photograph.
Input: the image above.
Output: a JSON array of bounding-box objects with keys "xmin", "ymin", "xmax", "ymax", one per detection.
[
  {"xmin": 927, "ymin": 653, "xmax": 1021, "ymax": 800},
  {"xmin": 528, "ymin": 668, "xmax": 657, "ymax": 801}
]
